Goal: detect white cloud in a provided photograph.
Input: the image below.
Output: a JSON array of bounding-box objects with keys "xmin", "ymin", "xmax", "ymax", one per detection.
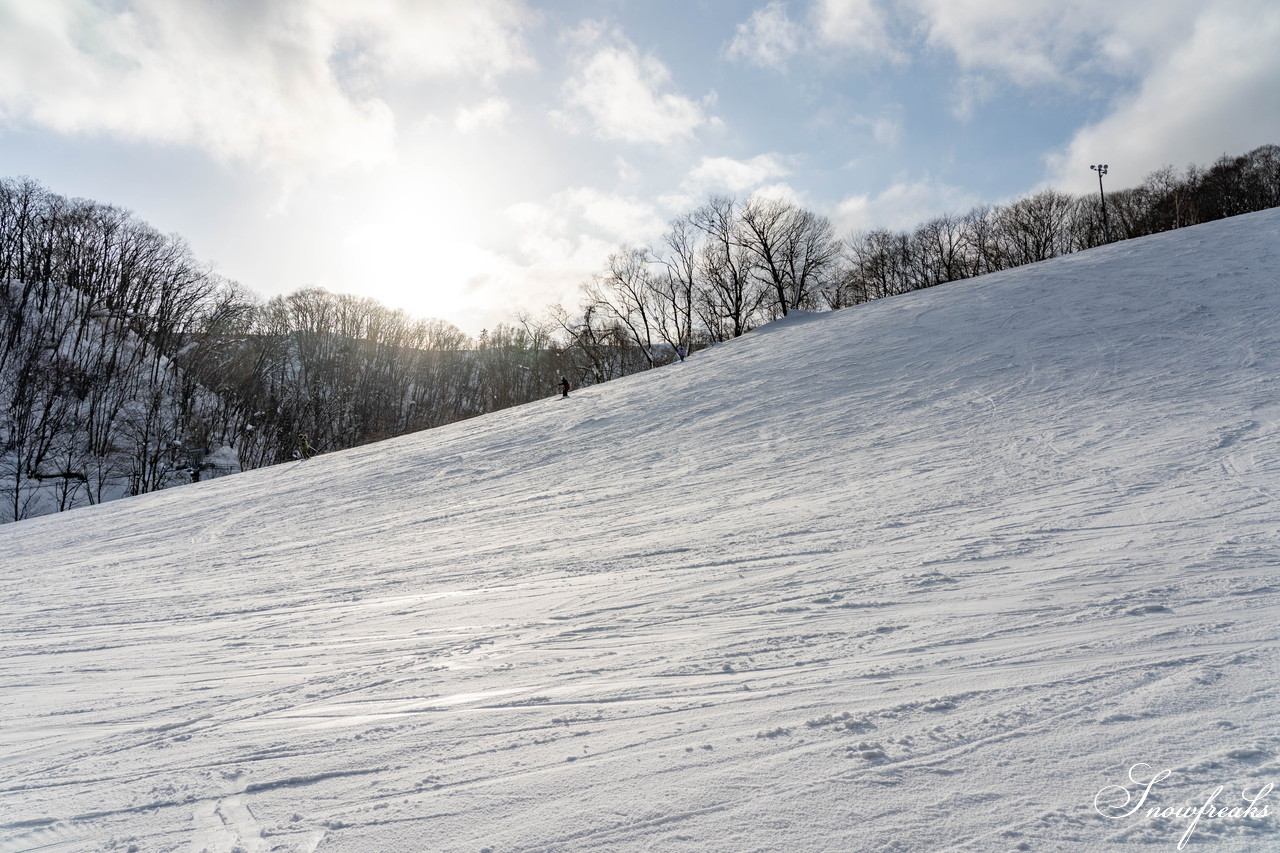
[
  {"xmin": 455, "ymin": 97, "xmax": 512, "ymax": 133},
  {"xmin": 909, "ymin": 0, "xmax": 1072, "ymax": 83},
  {"xmin": 812, "ymin": 0, "xmax": 904, "ymax": 62},
  {"xmin": 726, "ymin": 0, "xmax": 903, "ymax": 70},
  {"xmin": 558, "ymin": 23, "xmax": 708, "ymax": 145},
  {"xmin": 656, "ymin": 153, "xmax": 793, "ymax": 212},
  {"xmin": 687, "ymin": 154, "xmax": 792, "ymax": 194},
  {"xmin": 903, "ymin": 0, "xmax": 1279, "ymax": 174},
  {"xmin": 615, "ymin": 156, "xmax": 640, "ymax": 184},
  {"xmin": 852, "ymin": 108, "xmax": 904, "ymax": 145},
  {"xmin": 906, "ymin": 0, "xmax": 1206, "ymax": 86},
  {"xmin": 0, "ymin": 0, "xmax": 534, "ymax": 172},
  {"xmin": 872, "ymin": 116, "xmax": 902, "ymax": 145},
  {"xmin": 553, "ymin": 187, "xmax": 667, "ymax": 244},
  {"xmin": 318, "ymin": 0, "xmax": 533, "ymax": 83},
  {"xmin": 724, "ymin": 2, "xmax": 804, "ymax": 70},
  {"xmin": 751, "ymin": 182, "xmax": 806, "ymax": 206},
  {"xmin": 833, "ymin": 176, "xmax": 977, "ymax": 233},
  {"xmin": 1043, "ymin": 0, "xmax": 1280, "ymax": 193},
  {"xmin": 947, "ymin": 74, "xmax": 996, "ymax": 122}
]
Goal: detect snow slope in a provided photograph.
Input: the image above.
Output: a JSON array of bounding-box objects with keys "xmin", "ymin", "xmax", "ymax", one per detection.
[{"xmin": 3, "ymin": 210, "xmax": 1279, "ymax": 852}]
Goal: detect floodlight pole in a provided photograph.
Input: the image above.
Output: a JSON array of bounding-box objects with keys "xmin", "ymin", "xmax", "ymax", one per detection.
[{"xmin": 1091, "ymin": 164, "xmax": 1111, "ymax": 243}]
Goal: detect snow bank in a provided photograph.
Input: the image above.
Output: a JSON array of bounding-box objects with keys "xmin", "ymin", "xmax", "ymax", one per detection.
[{"xmin": 2, "ymin": 210, "xmax": 1279, "ymax": 851}]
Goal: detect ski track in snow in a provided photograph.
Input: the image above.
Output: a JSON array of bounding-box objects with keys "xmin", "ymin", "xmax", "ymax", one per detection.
[{"xmin": 3, "ymin": 211, "xmax": 1280, "ymax": 851}]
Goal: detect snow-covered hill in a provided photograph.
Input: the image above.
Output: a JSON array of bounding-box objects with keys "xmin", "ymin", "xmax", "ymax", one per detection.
[{"xmin": 3, "ymin": 210, "xmax": 1279, "ymax": 852}]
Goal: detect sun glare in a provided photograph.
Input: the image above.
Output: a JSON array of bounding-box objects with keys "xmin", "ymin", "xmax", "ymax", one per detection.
[{"xmin": 340, "ymin": 169, "xmax": 502, "ymax": 330}]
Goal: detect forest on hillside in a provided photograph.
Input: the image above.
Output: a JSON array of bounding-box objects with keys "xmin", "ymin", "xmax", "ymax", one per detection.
[{"xmin": 2, "ymin": 144, "xmax": 1278, "ymax": 521}]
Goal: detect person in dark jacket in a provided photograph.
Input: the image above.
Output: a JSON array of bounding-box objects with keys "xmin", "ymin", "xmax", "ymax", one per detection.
[{"xmin": 559, "ymin": 377, "xmax": 571, "ymax": 398}]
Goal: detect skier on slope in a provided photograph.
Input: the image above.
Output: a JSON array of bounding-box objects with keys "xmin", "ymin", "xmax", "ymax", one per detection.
[
  {"xmin": 559, "ymin": 377, "xmax": 571, "ymax": 398},
  {"xmin": 298, "ymin": 433, "xmax": 314, "ymax": 460}
]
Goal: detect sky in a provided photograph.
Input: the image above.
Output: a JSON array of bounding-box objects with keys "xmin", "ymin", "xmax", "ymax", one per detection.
[{"xmin": 1, "ymin": 0, "xmax": 1278, "ymax": 334}]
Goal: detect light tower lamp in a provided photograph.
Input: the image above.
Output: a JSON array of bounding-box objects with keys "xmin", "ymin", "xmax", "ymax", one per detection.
[{"xmin": 1090, "ymin": 164, "xmax": 1111, "ymax": 243}]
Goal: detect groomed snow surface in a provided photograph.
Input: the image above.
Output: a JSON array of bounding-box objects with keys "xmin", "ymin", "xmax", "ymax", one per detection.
[{"xmin": 3, "ymin": 211, "xmax": 1279, "ymax": 852}]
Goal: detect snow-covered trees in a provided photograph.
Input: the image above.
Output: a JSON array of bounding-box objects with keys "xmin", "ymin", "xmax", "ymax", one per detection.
[
  {"xmin": 0, "ymin": 179, "xmax": 220, "ymax": 519},
  {"xmin": 0, "ymin": 180, "xmax": 575, "ymax": 522}
]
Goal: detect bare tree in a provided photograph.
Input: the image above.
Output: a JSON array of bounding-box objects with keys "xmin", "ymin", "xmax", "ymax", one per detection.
[
  {"xmin": 958, "ymin": 206, "xmax": 1005, "ymax": 277},
  {"xmin": 842, "ymin": 228, "xmax": 912, "ymax": 301},
  {"xmin": 909, "ymin": 213, "xmax": 967, "ymax": 288},
  {"xmin": 652, "ymin": 214, "xmax": 699, "ymax": 359},
  {"xmin": 994, "ymin": 190, "xmax": 1080, "ymax": 267},
  {"xmin": 584, "ymin": 246, "xmax": 661, "ymax": 368},
  {"xmin": 736, "ymin": 195, "xmax": 840, "ymax": 316},
  {"xmin": 690, "ymin": 196, "xmax": 764, "ymax": 339}
]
